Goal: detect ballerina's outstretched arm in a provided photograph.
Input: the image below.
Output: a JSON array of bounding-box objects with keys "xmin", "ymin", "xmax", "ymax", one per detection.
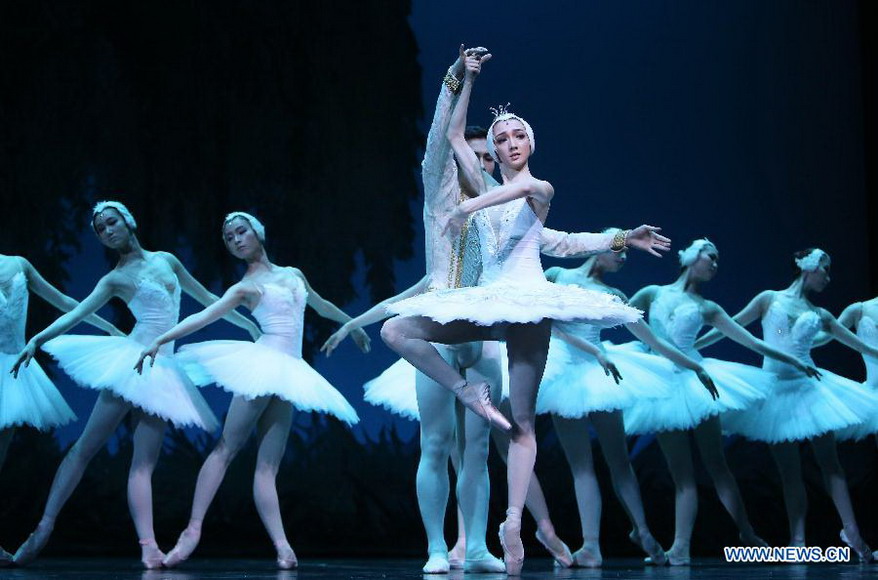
[
  {"xmin": 289, "ymin": 267, "xmax": 370, "ymax": 353},
  {"xmin": 19, "ymin": 257, "xmax": 123, "ymax": 336},
  {"xmin": 813, "ymin": 302, "xmax": 861, "ymax": 348},
  {"xmin": 817, "ymin": 306, "xmax": 878, "ymax": 359},
  {"xmin": 446, "ymin": 44, "xmax": 492, "ymax": 198},
  {"xmin": 694, "ymin": 290, "xmax": 772, "ymax": 350},
  {"xmin": 321, "ymin": 275, "xmax": 428, "ymax": 356},
  {"xmin": 552, "ymin": 324, "xmax": 623, "ymax": 384}
]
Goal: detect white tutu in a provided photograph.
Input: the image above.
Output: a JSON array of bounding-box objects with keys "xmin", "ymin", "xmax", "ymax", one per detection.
[
  {"xmin": 620, "ymin": 342, "xmax": 769, "ymax": 434},
  {"xmin": 537, "ymin": 339, "xmax": 672, "ymax": 418},
  {"xmin": 725, "ymin": 367, "xmax": 875, "ymax": 443},
  {"xmin": 43, "ymin": 335, "xmax": 218, "ymax": 431},
  {"xmin": 362, "ymin": 358, "xmax": 420, "ymax": 421},
  {"xmin": 0, "ymin": 353, "xmax": 76, "ymax": 430},
  {"xmin": 178, "ymin": 340, "xmax": 359, "ymax": 425}
]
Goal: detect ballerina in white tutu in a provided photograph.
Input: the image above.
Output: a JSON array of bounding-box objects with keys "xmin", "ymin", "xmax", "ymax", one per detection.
[
  {"xmin": 695, "ymin": 248, "xmax": 878, "ymax": 560},
  {"xmin": 0, "ymin": 253, "xmax": 120, "ymax": 565},
  {"xmin": 624, "ymin": 239, "xmax": 818, "ymax": 565},
  {"xmin": 10, "ymin": 201, "xmax": 258, "ymax": 568},
  {"xmin": 539, "ymin": 233, "xmax": 718, "ymax": 567},
  {"xmin": 380, "ymin": 48, "xmax": 670, "ymax": 575},
  {"xmin": 136, "ymin": 211, "xmax": 366, "ymax": 569}
]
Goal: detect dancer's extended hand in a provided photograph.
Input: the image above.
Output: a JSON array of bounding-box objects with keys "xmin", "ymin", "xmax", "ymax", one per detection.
[
  {"xmin": 351, "ymin": 328, "xmax": 371, "ymax": 354},
  {"xmin": 625, "ymin": 226, "xmax": 671, "ymax": 257},
  {"xmin": 459, "ymin": 44, "xmax": 491, "ymax": 80},
  {"xmin": 798, "ymin": 361, "xmax": 822, "ymax": 380},
  {"xmin": 135, "ymin": 342, "xmax": 160, "ymax": 374},
  {"xmin": 450, "ymin": 46, "xmax": 489, "ymax": 79},
  {"xmin": 696, "ymin": 368, "xmax": 719, "ymax": 400},
  {"xmin": 596, "ymin": 353, "xmax": 623, "ymax": 385},
  {"xmin": 442, "ymin": 206, "xmax": 468, "ymax": 239},
  {"xmin": 322, "ymin": 324, "xmax": 351, "ymax": 356},
  {"xmin": 10, "ymin": 341, "xmax": 37, "ymax": 378}
]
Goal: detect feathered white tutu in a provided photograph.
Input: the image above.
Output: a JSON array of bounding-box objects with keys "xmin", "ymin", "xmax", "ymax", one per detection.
[
  {"xmin": 178, "ymin": 340, "xmax": 359, "ymax": 425},
  {"xmin": 43, "ymin": 335, "xmax": 218, "ymax": 431},
  {"xmin": 387, "ymin": 281, "xmax": 641, "ymax": 327},
  {"xmin": 362, "ymin": 358, "xmax": 420, "ymax": 421},
  {"xmin": 0, "ymin": 353, "xmax": 76, "ymax": 430},
  {"xmin": 724, "ymin": 367, "xmax": 876, "ymax": 443},
  {"xmin": 537, "ymin": 339, "xmax": 672, "ymax": 418},
  {"xmin": 619, "ymin": 343, "xmax": 769, "ymax": 434}
]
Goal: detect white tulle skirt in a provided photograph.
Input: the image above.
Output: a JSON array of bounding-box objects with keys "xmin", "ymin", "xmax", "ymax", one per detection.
[
  {"xmin": 387, "ymin": 281, "xmax": 641, "ymax": 327},
  {"xmin": 724, "ymin": 367, "xmax": 877, "ymax": 443},
  {"xmin": 620, "ymin": 344, "xmax": 769, "ymax": 434},
  {"xmin": 537, "ymin": 339, "xmax": 672, "ymax": 418},
  {"xmin": 177, "ymin": 340, "xmax": 359, "ymax": 425},
  {"xmin": 43, "ymin": 335, "xmax": 218, "ymax": 431},
  {"xmin": 362, "ymin": 358, "xmax": 420, "ymax": 421},
  {"xmin": 836, "ymin": 380, "xmax": 878, "ymax": 441},
  {"xmin": 0, "ymin": 352, "xmax": 76, "ymax": 430}
]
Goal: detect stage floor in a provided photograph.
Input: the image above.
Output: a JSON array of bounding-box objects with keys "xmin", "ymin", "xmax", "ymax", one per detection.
[{"xmin": 0, "ymin": 558, "xmax": 870, "ymax": 579}]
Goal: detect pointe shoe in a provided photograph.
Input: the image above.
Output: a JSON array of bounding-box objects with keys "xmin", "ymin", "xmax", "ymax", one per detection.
[
  {"xmin": 140, "ymin": 539, "xmax": 166, "ymax": 570},
  {"xmin": 162, "ymin": 526, "xmax": 201, "ymax": 568},
  {"xmin": 422, "ymin": 553, "xmax": 450, "ymax": 574},
  {"xmin": 740, "ymin": 532, "xmax": 769, "ymax": 548},
  {"xmin": 464, "ymin": 553, "xmax": 505, "ymax": 573},
  {"xmin": 498, "ymin": 522, "xmax": 524, "ymax": 576},
  {"xmin": 572, "ymin": 545, "xmax": 602, "ymax": 568},
  {"xmin": 840, "ymin": 529, "xmax": 874, "ymax": 563},
  {"xmin": 448, "ymin": 543, "xmax": 465, "ymax": 569},
  {"xmin": 275, "ymin": 541, "xmax": 298, "ymax": 570},
  {"xmin": 0, "ymin": 546, "xmax": 12, "ymax": 568},
  {"xmin": 535, "ymin": 530, "xmax": 573, "ymax": 568},
  {"xmin": 656, "ymin": 546, "xmax": 691, "ymax": 566},
  {"xmin": 630, "ymin": 530, "xmax": 666, "ymax": 566},
  {"xmin": 453, "ymin": 381, "xmax": 512, "ymax": 431},
  {"xmin": 13, "ymin": 521, "xmax": 53, "ymax": 566}
]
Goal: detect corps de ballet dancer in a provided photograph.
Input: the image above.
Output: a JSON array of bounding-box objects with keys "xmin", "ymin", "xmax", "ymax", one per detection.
[
  {"xmin": 10, "ymin": 201, "xmax": 259, "ymax": 568},
  {"xmin": 379, "ymin": 47, "xmax": 669, "ymax": 575},
  {"xmin": 622, "ymin": 239, "xmax": 818, "ymax": 564},
  {"xmin": 0, "ymin": 254, "xmax": 120, "ymax": 565},
  {"xmin": 537, "ymin": 235, "xmax": 718, "ymax": 566},
  {"xmin": 136, "ymin": 212, "xmax": 364, "ymax": 570},
  {"xmin": 695, "ymin": 248, "xmax": 878, "ymax": 561}
]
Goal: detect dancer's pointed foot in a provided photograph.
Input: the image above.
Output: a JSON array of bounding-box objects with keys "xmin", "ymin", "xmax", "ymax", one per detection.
[
  {"xmin": 275, "ymin": 541, "xmax": 298, "ymax": 570},
  {"xmin": 535, "ymin": 529, "xmax": 573, "ymax": 568},
  {"xmin": 572, "ymin": 544, "xmax": 602, "ymax": 568},
  {"xmin": 652, "ymin": 544, "xmax": 690, "ymax": 566},
  {"xmin": 0, "ymin": 546, "xmax": 12, "ymax": 568},
  {"xmin": 12, "ymin": 521, "xmax": 53, "ymax": 566},
  {"xmin": 448, "ymin": 542, "xmax": 465, "ymax": 570},
  {"xmin": 453, "ymin": 381, "xmax": 511, "ymax": 431},
  {"xmin": 739, "ymin": 532, "xmax": 769, "ymax": 548},
  {"xmin": 630, "ymin": 529, "xmax": 666, "ymax": 566},
  {"xmin": 840, "ymin": 529, "xmax": 874, "ymax": 563},
  {"xmin": 463, "ymin": 552, "xmax": 505, "ymax": 573},
  {"xmin": 422, "ymin": 553, "xmax": 450, "ymax": 574},
  {"xmin": 499, "ymin": 521, "xmax": 524, "ymax": 575},
  {"xmin": 162, "ymin": 526, "xmax": 201, "ymax": 568},
  {"xmin": 139, "ymin": 538, "xmax": 165, "ymax": 570}
]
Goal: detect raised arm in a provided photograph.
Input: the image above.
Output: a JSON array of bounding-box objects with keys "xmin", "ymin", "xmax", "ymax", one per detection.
[
  {"xmin": 20, "ymin": 257, "xmax": 123, "ymax": 337},
  {"xmin": 321, "ymin": 275, "xmax": 428, "ymax": 355},
  {"xmin": 162, "ymin": 252, "xmax": 260, "ymax": 340},
  {"xmin": 446, "ymin": 46, "xmax": 491, "ymax": 197},
  {"xmin": 821, "ymin": 308, "xmax": 878, "ymax": 359},
  {"xmin": 136, "ymin": 283, "xmax": 250, "ymax": 372},
  {"xmin": 292, "ymin": 268, "xmax": 370, "ymax": 353},
  {"xmin": 12, "ymin": 275, "xmax": 118, "ymax": 376},
  {"xmin": 695, "ymin": 290, "xmax": 771, "ymax": 350}
]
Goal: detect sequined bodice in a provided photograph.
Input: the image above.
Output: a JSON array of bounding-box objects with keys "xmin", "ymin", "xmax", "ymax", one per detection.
[
  {"xmin": 649, "ymin": 290, "xmax": 704, "ymax": 359},
  {"xmin": 0, "ymin": 272, "xmax": 28, "ymax": 353},
  {"xmin": 252, "ymin": 280, "xmax": 307, "ymax": 357},
  {"xmin": 761, "ymin": 301, "xmax": 820, "ymax": 373},
  {"xmin": 858, "ymin": 315, "xmax": 878, "ymax": 386},
  {"xmin": 127, "ymin": 276, "xmax": 182, "ymax": 353},
  {"xmin": 479, "ymin": 198, "xmax": 546, "ymax": 285}
]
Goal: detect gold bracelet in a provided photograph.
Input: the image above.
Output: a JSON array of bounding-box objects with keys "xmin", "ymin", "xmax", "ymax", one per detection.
[
  {"xmin": 443, "ymin": 70, "xmax": 462, "ymax": 94},
  {"xmin": 610, "ymin": 229, "xmax": 629, "ymax": 252}
]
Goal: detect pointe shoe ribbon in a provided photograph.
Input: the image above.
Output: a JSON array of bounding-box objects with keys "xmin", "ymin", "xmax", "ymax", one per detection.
[{"xmin": 453, "ymin": 381, "xmax": 511, "ymax": 431}]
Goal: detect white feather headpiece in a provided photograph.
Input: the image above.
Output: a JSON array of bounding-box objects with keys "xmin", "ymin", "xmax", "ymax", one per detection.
[
  {"xmin": 678, "ymin": 238, "xmax": 717, "ymax": 267},
  {"xmin": 92, "ymin": 201, "xmax": 137, "ymax": 231},
  {"xmin": 795, "ymin": 248, "xmax": 828, "ymax": 272},
  {"xmin": 487, "ymin": 104, "xmax": 535, "ymax": 161},
  {"xmin": 223, "ymin": 211, "xmax": 266, "ymax": 243}
]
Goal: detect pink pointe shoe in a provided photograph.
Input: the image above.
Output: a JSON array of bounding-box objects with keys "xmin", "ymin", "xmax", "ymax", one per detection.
[
  {"xmin": 630, "ymin": 529, "xmax": 666, "ymax": 566},
  {"xmin": 162, "ymin": 526, "xmax": 201, "ymax": 568},
  {"xmin": 499, "ymin": 522, "xmax": 524, "ymax": 575},
  {"xmin": 275, "ymin": 541, "xmax": 298, "ymax": 570},
  {"xmin": 572, "ymin": 544, "xmax": 602, "ymax": 568},
  {"xmin": 453, "ymin": 381, "xmax": 511, "ymax": 431},
  {"xmin": 140, "ymin": 538, "xmax": 166, "ymax": 570},
  {"xmin": 535, "ymin": 529, "xmax": 573, "ymax": 568},
  {"xmin": 12, "ymin": 521, "xmax": 53, "ymax": 566}
]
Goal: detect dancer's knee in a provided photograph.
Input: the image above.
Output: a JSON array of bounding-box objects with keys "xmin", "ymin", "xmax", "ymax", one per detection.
[
  {"xmin": 420, "ymin": 430, "xmax": 453, "ymax": 465},
  {"xmin": 380, "ymin": 318, "xmax": 405, "ymax": 349}
]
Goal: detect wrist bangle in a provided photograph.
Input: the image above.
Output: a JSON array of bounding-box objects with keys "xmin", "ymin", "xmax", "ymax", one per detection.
[
  {"xmin": 610, "ymin": 229, "xmax": 629, "ymax": 252},
  {"xmin": 443, "ymin": 69, "xmax": 462, "ymax": 94}
]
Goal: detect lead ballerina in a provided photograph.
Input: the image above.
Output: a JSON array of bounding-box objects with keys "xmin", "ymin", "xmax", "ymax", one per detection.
[
  {"xmin": 136, "ymin": 211, "xmax": 365, "ymax": 569},
  {"xmin": 381, "ymin": 47, "xmax": 670, "ymax": 575}
]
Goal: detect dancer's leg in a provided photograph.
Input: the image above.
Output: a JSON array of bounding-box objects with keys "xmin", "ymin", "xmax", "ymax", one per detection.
[
  {"xmin": 590, "ymin": 411, "xmax": 666, "ymax": 562},
  {"xmin": 768, "ymin": 442, "xmax": 806, "ymax": 545},
  {"xmin": 693, "ymin": 417, "xmax": 764, "ymax": 545},
  {"xmin": 128, "ymin": 411, "xmax": 167, "ymax": 567},
  {"xmin": 14, "ymin": 391, "xmax": 131, "ymax": 564},
  {"xmin": 164, "ymin": 395, "xmax": 269, "ymax": 566},
  {"xmin": 253, "ymin": 397, "xmax": 296, "ymax": 568},
  {"xmin": 656, "ymin": 429, "xmax": 696, "ymax": 564},
  {"xmin": 448, "ymin": 433, "xmax": 466, "ymax": 568}
]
